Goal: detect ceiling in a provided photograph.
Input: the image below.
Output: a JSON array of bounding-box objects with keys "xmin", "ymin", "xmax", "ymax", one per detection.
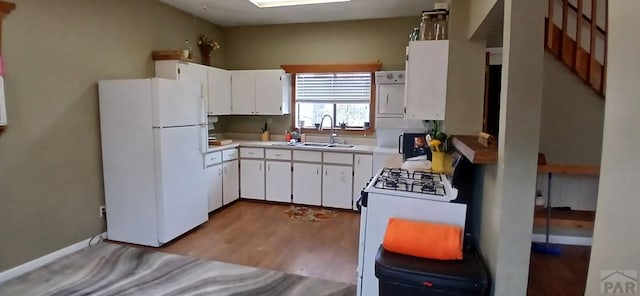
[{"xmin": 157, "ymin": 0, "xmax": 435, "ymax": 27}]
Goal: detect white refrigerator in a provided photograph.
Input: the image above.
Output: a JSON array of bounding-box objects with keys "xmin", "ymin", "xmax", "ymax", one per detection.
[{"xmin": 98, "ymin": 78, "xmax": 208, "ymax": 247}]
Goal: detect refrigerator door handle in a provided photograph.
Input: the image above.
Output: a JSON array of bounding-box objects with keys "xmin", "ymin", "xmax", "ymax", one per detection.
[
  {"xmin": 201, "ymin": 96, "xmax": 207, "ymax": 125},
  {"xmin": 200, "ymin": 125, "xmax": 208, "ymax": 154}
]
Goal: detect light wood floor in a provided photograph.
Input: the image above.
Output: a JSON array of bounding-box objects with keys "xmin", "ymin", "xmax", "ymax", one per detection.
[
  {"xmin": 149, "ymin": 201, "xmax": 360, "ymax": 284},
  {"xmin": 528, "ymin": 245, "xmax": 591, "ymax": 295},
  {"xmin": 115, "ymin": 200, "xmax": 590, "ymax": 292}
]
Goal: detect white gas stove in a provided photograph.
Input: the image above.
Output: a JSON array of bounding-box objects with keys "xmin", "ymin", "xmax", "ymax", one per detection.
[
  {"xmin": 365, "ymin": 168, "xmax": 458, "ymax": 202},
  {"xmin": 356, "ymin": 167, "xmax": 467, "ymax": 296}
]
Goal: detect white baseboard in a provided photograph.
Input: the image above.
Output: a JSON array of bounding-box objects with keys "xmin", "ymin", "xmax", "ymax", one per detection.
[
  {"xmin": 0, "ymin": 232, "xmax": 106, "ymax": 284},
  {"xmin": 532, "ymin": 234, "xmax": 592, "ymax": 246}
]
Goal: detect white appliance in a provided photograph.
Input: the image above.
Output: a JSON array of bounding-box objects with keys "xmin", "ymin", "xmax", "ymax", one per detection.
[
  {"xmin": 356, "ymin": 168, "xmax": 467, "ymax": 296},
  {"xmin": 98, "ymin": 78, "xmax": 208, "ymax": 247},
  {"xmin": 373, "ymin": 71, "xmax": 427, "ymax": 169},
  {"xmin": 374, "ymin": 71, "xmax": 405, "ymax": 118},
  {"xmin": 373, "ymin": 118, "xmax": 427, "ymax": 172}
]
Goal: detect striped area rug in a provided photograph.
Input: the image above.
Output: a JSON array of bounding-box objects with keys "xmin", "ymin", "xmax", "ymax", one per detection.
[{"xmin": 0, "ymin": 243, "xmax": 355, "ymax": 296}]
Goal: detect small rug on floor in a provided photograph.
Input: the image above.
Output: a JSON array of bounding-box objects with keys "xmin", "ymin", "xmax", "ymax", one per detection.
[
  {"xmin": 0, "ymin": 243, "xmax": 355, "ymax": 296},
  {"xmin": 284, "ymin": 206, "xmax": 338, "ymax": 222}
]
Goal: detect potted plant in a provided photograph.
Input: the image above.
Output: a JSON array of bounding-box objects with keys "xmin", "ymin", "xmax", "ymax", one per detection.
[
  {"xmin": 197, "ymin": 34, "xmax": 221, "ymax": 66},
  {"xmin": 339, "ymin": 122, "xmax": 347, "ymax": 129}
]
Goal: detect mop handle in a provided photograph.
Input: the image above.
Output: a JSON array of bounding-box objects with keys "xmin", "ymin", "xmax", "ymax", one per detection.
[{"xmin": 546, "ymin": 172, "xmax": 552, "ymax": 246}]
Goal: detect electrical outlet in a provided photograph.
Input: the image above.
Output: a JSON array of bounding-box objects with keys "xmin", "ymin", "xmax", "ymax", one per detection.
[{"xmin": 99, "ymin": 205, "xmax": 106, "ymax": 218}]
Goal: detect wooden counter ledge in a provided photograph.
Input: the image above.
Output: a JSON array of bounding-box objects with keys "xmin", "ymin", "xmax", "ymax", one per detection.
[{"xmin": 451, "ymin": 135, "xmax": 498, "ymax": 164}]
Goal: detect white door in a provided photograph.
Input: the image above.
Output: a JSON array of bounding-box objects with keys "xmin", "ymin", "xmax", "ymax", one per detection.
[
  {"xmin": 240, "ymin": 159, "xmax": 265, "ymax": 200},
  {"xmin": 154, "ymin": 126, "xmax": 208, "ymax": 244},
  {"xmin": 231, "ymin": 71, "xmax": 255, "ymax": 115},
  {"xmin": 152, "ymin": 79, "xmax": 204, "ymax": 127},
  {"xmin": 266, "ymin": 161, "xmax": 292, "ymax": 203},
  {"xmin": 255, "ymin": 70, "xmax": 285, "ymax": 115},
  {"xmin": 208, "ymin": 67, "xmax": 232, "ymax": 115},
  {"xmin": 223, "ymin": 160, "xmax": 239, "ymax": 205},
  {"xmin": 207, "ymin": 164, "xmax": 223, "ymax": 212},
  {"xmin": 353, "ymin": 154, "xmax": 373, "ymax": 210},
  {"xmin": 322, "ymin": 165, "xmax": 353, "ymax": 209},
  {"xmin": 178, "ymin": 63, "xmax": 209, "ymax": 112},
  {"xmin": 377, "ymin": 84, "xmax": 405, "ymax": 117},
  {"xmin": 405, "ymin": 40, "xmax": 449, "ymax": 120},
  {"xmin": 293, "ymin": 162, "xmax": 322, "ymax": 206}
]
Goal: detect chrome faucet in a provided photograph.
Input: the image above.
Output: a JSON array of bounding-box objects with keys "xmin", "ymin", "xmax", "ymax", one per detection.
[{"xmin": 318, "ymin": 114, "xmax": 337, "ymax": 144}]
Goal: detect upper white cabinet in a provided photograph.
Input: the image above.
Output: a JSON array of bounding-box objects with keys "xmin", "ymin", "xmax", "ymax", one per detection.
[
  {"xmin": 155, "ymin": 60, "xmax": 208, "ymax": 100},
  {"xmin": 207, "ymin": 67, "xmax": 232, "ymax": 115},
  {"xmin": 231, "ymin": 70, "xmax": 291, "ymax": 115},
  {"xmin": 155, "ymin": 60, "xmax": 233, "ymax": 116},
  {"xmin": 377, "ymin": 84, "xmax": 405, "ymax": 118},
  {"xmin": 404, "ymin": 40, "xmax": 449, "ymax": 120}
]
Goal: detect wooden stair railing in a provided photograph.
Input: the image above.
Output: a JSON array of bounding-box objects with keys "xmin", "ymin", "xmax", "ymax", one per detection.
[{"xmin": 545, "ymin": 0, "xmax": 607, "ymax": 96}]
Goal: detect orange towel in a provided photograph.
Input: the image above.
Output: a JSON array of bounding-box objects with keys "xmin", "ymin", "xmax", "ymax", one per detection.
[{"xmin": 382, "ymin": 218, "xmax": 463, "ymax": 260}]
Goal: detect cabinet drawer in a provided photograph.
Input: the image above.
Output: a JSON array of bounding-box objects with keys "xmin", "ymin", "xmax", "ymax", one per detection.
[
  {"xmin": 240, "ymin": 148, "xmax": 264, "ymax": 158},
  {"xmin": 323, "ymin": 152, "xmax": 353, "ymax": 165},
  {"xmin": 265, "ymin": 149, "xmax": 291, "ymax": 160},
  {"xmin": 205, "ymin": 151, "xmax": 222, "ymax": 167},
  {"xmin": 293, "ymin": 150, "xmax": 322, "ymax": 162},
  {"xmin": 222, "ymin": 148, "xmax": 238, "ymax": 161}
]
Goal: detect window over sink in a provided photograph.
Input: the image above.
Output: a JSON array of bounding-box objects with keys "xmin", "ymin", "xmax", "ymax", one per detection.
[
  {"xmin": 296, "ymin": 73, "xmax": 371, "ymax": 129},
  {"xmin": 281, "ymin": 63, "xmax": 382, "ymax": 134}
]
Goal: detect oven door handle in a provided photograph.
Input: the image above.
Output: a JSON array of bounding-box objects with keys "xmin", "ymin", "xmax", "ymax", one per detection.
[
  {"xmin": 356, "ymin": 191, "xmax": 368, "ymax": 211},
  {"xmin": 398, "ymin": 134, "xmax": 403, "ymax": 154}
]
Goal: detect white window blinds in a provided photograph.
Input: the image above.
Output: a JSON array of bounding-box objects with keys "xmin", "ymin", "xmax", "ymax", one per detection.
[{"xmin": 295, "ymin": 73, "xmax": 372, "ymax": 104}]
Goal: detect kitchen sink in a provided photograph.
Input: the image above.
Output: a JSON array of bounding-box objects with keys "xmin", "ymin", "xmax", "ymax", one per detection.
[
  {"xmin": 272, "ymin": 142, "xmax": 355, "ymax": 149},
  {"xmin": 298, "ymin": 142, "xmax": 355, "ymax": 149},
  {"xmin": 300, "ymin": 142, "xmax": 330, "ymax": 147},
  {"xmin": 327, "ymin": 144, "xmax": 355, "ymax": 148}
]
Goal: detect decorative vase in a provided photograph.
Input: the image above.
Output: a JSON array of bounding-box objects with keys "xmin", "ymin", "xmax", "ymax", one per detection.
[{"xmin": 200, "ymin": 49, "xmax": 212, "ymax": 66}]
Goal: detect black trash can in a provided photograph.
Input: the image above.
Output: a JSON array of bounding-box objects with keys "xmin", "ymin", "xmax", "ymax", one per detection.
[{"xmin": 375, "ymin": 243, "xmax": 489, "ymax": 296}]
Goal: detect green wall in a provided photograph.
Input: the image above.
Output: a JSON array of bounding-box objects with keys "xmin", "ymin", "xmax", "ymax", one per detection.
[
  {"xmin": 217, "ymin": 17, "xmax": 418, "ymax": 135},
  {"xmin": 223, "ymin": 17, "xmax": 417, "ymax": 71},
  {"xmin": 0, "ymin": 0, "xmax": 222, "ymax": 272}
]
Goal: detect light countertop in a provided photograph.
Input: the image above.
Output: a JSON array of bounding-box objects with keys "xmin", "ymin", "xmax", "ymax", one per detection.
[{"xmin": 207, "ymin": 140, "xmax": 375, "ymax": 154}]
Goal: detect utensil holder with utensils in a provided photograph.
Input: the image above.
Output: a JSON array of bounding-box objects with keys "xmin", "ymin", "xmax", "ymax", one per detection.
[{"xmin": 261, "ymin": 131, "xmax": 270, "ymax": 141}]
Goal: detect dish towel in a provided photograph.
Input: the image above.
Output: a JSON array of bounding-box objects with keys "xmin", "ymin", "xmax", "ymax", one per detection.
[{"xmin": 382, "ymin": 218, "xmax": 463, "ymax": 260}]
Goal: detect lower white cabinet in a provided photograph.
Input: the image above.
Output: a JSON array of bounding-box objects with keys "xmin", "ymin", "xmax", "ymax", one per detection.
[
  {"xmin": 322, "ymin": 165, "xmax": 354, "ymax": 209},
  {"xmin": 293, "ymin": 162, "xmax": 322, "ymax": 206},
  {"xmin": 266, "ymin": 161, "xmax": 292, "ymax": 203},
  {"xmin": 223, "ymin": 160, "xmax": 239, "ymax": 205},
  {"xmin": 353, "ymin": 154, "xmax": 373, "ymax": 210},
  {"xmin": 206, "ymin": 163, "xmax": 223, "ymax": 212},
  {"xmin": 240, "ymin": 159, "xmax": 265, "ymax": 200}
]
